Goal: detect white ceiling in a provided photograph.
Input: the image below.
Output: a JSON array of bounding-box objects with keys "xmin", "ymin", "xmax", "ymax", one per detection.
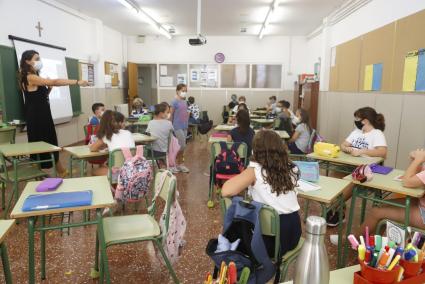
[{"xmin": 58, "ymin": 0, "xmax": 347, "ymax": 36}]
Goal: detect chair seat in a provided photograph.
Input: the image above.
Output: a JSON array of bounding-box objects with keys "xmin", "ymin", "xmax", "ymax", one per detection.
[
  {"xmin": 0, "ymin": 165, "xmax": 47, "ymax": 182},
  {"xmin": 282, "ymin": 237, "xmax": 304, "ymax": 262},
  {"xmin": 215, "ymin": 173, "xmax": 239, "ymax": 180},
  {"xmin": 103, "ymin": 214, "xmax": 160, "ymax": 245}
]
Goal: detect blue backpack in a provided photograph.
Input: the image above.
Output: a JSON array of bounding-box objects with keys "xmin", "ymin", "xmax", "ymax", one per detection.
[
  {"xmin": 206, "ymin": 197, "xmax": 276, "ymax": 283},
  {"xmin": 214, "ymin": 142, "xmax": 244, "ymax": 175}
]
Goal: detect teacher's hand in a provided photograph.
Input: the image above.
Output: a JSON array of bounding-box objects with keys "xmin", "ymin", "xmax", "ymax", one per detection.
[{"xmin": 78, "ymin": 80, "xmax": 89, "ymax": 87}]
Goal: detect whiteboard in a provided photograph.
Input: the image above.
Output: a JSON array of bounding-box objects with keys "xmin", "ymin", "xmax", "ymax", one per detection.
[{"xmin": 13, "ymin": 40, "xmax": 73, "ymax": 124}]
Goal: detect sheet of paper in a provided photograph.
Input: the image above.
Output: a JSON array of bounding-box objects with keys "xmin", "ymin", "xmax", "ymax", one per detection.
[
  {"xmin": 393, "ymin": 175, "xmax": 404, "ymax": 182},
  {"xmin": 402, "ymin": 50, "xmax": 419, "ymax": 92},
  {"xmin": 160, "ymin": 65, "xmax": 168, "ymax": 76},
  {"xmin": 372, "ymin": 63, "xmax": 383, "ymax": 91},
  {"xmin": 159, "ymin": 76, "xmax": 173, "ymax": 87},
  {"xmin": 190, "ymin": 69, "xmax": 199, "ymax": 81},
  {"xmin": 415, "ymin": 49, "xmax": 425, "ymax": 91},
  {"xmin": 296, "ymin": 179, "xmax": 321, "ymax": 192},
  {"xmin": 386, "ymin": 221, "xmax": 405, "ymax": 248},
  {"xmin": 177, "ymin": 73, "xmax": 187, "ymax": 84},
  {"xmin": 363, "ymin": 64, "xmax": 373, "ymax": 91}
]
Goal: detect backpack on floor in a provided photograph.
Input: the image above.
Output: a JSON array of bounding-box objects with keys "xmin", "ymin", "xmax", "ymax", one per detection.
[
  {"xmin": 206, "ymin": 197, "xmax": 276, "ymax": 284},
  {"xmin": 85, "ymin": 124, "xmax": 107, "ymax": 165},
  {"xmin": 214, "ymin": 142, "xmax": 244, "ymax": 176},
  {"xmin": 114, "ymin": 146, "xmax": 153, "ymax": 202},
  {"xmin": 198, "ymin": 111, "xmax": 213, "ymax": 135}
]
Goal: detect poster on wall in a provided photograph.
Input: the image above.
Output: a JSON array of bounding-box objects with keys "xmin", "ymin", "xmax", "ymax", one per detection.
[
  {"xmin": 190, "ymin": 69, "xmax": 199, "ymax": 81},
  {"xmin": 160, "ymin": 65, "xmax": 168, "ymax": 76},
  {"xmin": 160, "ymin": 76, "xmax": 173, "ymax": 87},
  {"xmin": 177, "ymin": 74, "xmax": 187, "ymax": 84}
]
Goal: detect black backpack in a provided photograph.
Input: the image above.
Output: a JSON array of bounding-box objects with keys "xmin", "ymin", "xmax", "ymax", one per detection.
[
  {"xmin": 214, "ymin": 142, "xmax": 244, "ymax": 176},
  {"xmin": 198, "ymin": 111, "xmax": 213, "ymax": 134}
]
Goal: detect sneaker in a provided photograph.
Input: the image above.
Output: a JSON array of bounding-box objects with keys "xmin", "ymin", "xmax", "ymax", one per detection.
[
  {"xmin": 169, "ymin": 167, "xmax": 180, "ymax": 174},
  {"xmin": 177, "ymin": 165, "xmax": 190, "ymax": 173},
  {"xmin": 326, "ymin": 210, "xmax": 345, "ymax": 227},
  {"xmin": 330, "ymin": 234, "xmax": 339, "ymax": 246}
]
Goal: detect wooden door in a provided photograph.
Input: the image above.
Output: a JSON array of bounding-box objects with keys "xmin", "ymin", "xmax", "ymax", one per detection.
[{"xmin": 127, "ymin": 62, "xmax": 138, "ymax": 114}]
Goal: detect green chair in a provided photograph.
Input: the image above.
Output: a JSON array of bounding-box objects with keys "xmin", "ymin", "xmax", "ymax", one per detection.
[
  {"xmin": 0, "ymin": 152, "xmax": 48, "ymax": 217},
  {"xmin": 93, "ymin": 170, "xmax": 179, "ymax": 283},
  {"xmin": 0, "ymin": 220, "xmax": 14, "ymax": 284},
  {"xmin": 0, "ymin": 128, "xmax": 16, "ymax": 145},
  {"xmin": 208, "ymin": 142, "xmax": 248, "ymax": 208},
  {"xmin": 375, "ymin": 218, "xmax": 425, "ymax": 235},
  {"xmin": 220, "ymin": 197, "xmax": 304, "ymax": 282}
]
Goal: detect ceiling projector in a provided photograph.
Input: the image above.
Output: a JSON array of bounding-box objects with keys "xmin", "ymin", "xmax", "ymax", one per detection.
[{"xmin": 189, "ymin": 35, "xmax": 207, "ymax": 46}]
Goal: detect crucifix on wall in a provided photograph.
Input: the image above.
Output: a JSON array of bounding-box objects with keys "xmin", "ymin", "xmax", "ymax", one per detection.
[{"xmin": 35, "ymin": 21, "xmax": 43, "ymax": 37}]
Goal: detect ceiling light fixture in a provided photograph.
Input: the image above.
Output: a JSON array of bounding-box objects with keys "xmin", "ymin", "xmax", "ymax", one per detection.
[
  {"xmin": 258, "ymin": 0, "xmax": 280, "ymax": 39},
  {"xmin": 117, "ymin": 0, "xmax": 172, "ymax": 39}
]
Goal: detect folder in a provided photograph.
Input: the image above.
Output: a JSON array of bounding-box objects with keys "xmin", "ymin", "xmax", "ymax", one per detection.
[
  {"xmin": 402, "ymin": 50, "xmax": 419, "ymax": 92},
  {"xmin": 22, "ymin": 190, "xmax": 93, "ymax": 211}
]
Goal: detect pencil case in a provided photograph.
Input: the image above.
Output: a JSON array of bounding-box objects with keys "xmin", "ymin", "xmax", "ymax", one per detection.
[
  {"xmin": 370, "ymin": 164, "xmax": 393, "ymax": 175},
  {"xmin": 36, "ymin": 178, "xmax": 63, "ymax": 192}
]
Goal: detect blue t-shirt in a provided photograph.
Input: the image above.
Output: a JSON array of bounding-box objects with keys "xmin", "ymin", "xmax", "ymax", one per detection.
[
  {"xmin": 89, "ymin": 116, "xmax": 100, "ymax": 125},
  {"xmin": 171, "ymin": 98, "xmax": 189, "ymax": 130},
  {"xmin": 230, "ymin": 127, "xmax": 255, "ymax": 157}
]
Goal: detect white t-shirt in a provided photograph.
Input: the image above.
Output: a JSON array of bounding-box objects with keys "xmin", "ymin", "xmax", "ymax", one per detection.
[
  {"xmin": 102, "ymin": 129, "xmax": 135, "ymax": 152},
  {"xmin": 248, "ymin": 161, "xmax": 300, "ymax": 214},
  {"xmin": 345, "ymin": 128, "xmax": 387, "ymax": 150}
]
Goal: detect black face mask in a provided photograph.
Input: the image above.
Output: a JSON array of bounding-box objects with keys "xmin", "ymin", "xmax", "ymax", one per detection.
[{"xmin": 354, "ymin": 120, "xmax": 363, "ymax": 130}]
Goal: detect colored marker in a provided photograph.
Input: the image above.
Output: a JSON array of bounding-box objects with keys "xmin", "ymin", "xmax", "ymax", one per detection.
[
  {"xmin": 375, "ymin": 235, "xmax": 382, "ymax": 252},
  {"xmin": 348, "ymin": 234, "xmax": 360, "ymax": 250},
  {"xmin": 385, "ymin": 248, "xmax": 396, "ymax": 267},
  {"xmin": 388, "ymin": 241, "xmax": 396, "ymax": 249},
  {"xmin": 360, "ymin": 236, "xmax": 366, "ymax": 247},
  {"xmin": 365, "ymin": 227, "xmax": 370, "ymax": 247},
  {"xmin": 365, "ymin": 249, "xmax": 372, "ymax": 264},
  {"xmin": 381, "ymin": 237, "xmax": 388, "ymax": 249},
  {"xmin": 371, "ymin": 252, "xmax": 379, "ymax": 267},
  {"xmin": 378, "ymin": 251, "xmax": 390, "ymax": 269},
  {"xmin": 369, "ymin": 236, "xmax": 375, "ymax": 247},
  {"xmin": 358, "ymin": 244, "xmax": 366, "ymax": 261},
  {"xmin": 395, "ymin": 247, "xmax": 404, "ymax": 258},
  {"xmin": 397, "ymin": 267, "xmax": 404, "ymax": 281},
  {"xmin": 387, "ymin": 255, "xmax": 401, "ymax": 271}
]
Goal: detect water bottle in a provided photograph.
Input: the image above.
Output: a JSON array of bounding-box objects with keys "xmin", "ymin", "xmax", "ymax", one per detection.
[{"xmin": 294, "ymin": 216, "xmax": 329, "ymax": 284}]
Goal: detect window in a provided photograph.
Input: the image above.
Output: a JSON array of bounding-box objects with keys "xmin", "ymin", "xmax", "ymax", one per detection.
[
  {"xmin": 159, "ymin": 64, "xmax": 187, "ymax": 87},
  {"xmin": 189, "ymin": 64, "xmax": 218, "ymax": 88},
  {"xmin": 251, "ymin": 64, "xmax": 282, "ymax": 88},
  {"xmin": 220, "ymin": 64, "xmax": 250, "ymax": 88}
]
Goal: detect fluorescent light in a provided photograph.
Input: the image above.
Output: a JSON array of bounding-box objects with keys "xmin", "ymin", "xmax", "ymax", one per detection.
[
  {"xmin": 259, "ymin": 25, "xmax": 265, "ymax": 39},
  {"xmin": 116, "ymin": 0, "xmax": 172, "ymax": 39},
  {"xmin": 273, "ymin": 0, "xmax": 280, "ymax": 11},
  {"xmin": 258, "ymin": 0, "xmax": 279, "ymax": 40}
]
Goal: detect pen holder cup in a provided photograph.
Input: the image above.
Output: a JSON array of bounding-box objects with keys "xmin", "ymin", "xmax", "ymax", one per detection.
[
  {"xmin": 359, "ymin": 259, "xmax": 400, "ymax": 284},
  {"xmin": 400, "ymin": 259, "xmax": 423, "ymax": 279}
]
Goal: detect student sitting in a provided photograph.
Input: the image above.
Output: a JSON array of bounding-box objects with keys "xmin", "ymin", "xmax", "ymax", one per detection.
[
  {"xmin": 228, "ymin": 94, "xmax": 238, "ymax": 110},
  {"xmin": 222, "ymin": 130, "xmax": 301, "ymax": 257},
  {"xmin": 232, "ymin": 96, "xmax": 249, "ymax": 113},
  {"xmin": 275, "ymin": 100, "xmax": 293, "ymax": 136},
  {"xmin": 228, "ymin": 103, "xmax": 249, "ymax": 125},
  {"xmin": 227, "ymin": 109, "xmax": 255, "ymax": 158},
  {"xmin": 330, "ymin": 149, "xmax": 425, "ymax": 245},
  {"xmin": 187, "ymin": 96, "xmax": 201, "ymax": 124},
  {"xmin": 90, "ymin": 110, "xmax": 135, "ymax": 176},
  {"xmin": 88, "ymin": 102, "xmax": 105, "ymax": 125},
  {"xmin": 327, "ymin": 106, "xmax": 387, "ymax": 226},
  {"xmin": 131, "ymin": 98, "xmax": 147, "ymax": 117},
  {"xmin": 287, "ymin": 109, "xmax": 311, "ymax": 154},
  {"xmin": 266, "ymin": 96, "xmax": 277, "ymax": 114},
  {"xmin": 146, "ymin": 103, "xmax": 174, "ymax": 168}
]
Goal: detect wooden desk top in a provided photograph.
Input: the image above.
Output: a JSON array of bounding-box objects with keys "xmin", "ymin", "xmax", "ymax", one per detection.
[
  {"xmin": 343, "ymin": 169, "xmax": 425, "ymax": 198},
  {"xmin": 11, "ymin": 176, "xmax": 114, "ymax": 218},
  {"xmin": 0, "ymin": 126, "xmax": 16, "ymax": 132},
  {"xmin": 208, "ymin": 130, "xmax": 289, "ymax": 143},
  {"xmin": 307, "ymin": 152, "xmax": 384, "ymax": 167},
  {"xmin": 214, "ymin": 125, "xmax": 236, "ymax": 132},
  {"xmin": 0, "ymin": 220, "xmax": 15, "ymax": 244},
  {"xmin": 252, "ymin": 110, "xmax": 268, "ymax": 115},
  {"xmin": 251, "ymin": 118, "xmax": 274, "ymax": 124},
  {"xmin": 297, "ymin": 176, "xmax": 352, "ymax": 204},
  {"xmin": 63, "ymin": 145, "xmax": 109, "ymax": 159},
  {"xmin": 0, "ymin": 142, "xmax": 61, "ymax": 157},
  {"xmin": 282, "ymin": 265, "xmax": 359, "ymax": 284},
  {"xmin": 132, "ymin": 133, "xmax": 157, "ymax": 144}
]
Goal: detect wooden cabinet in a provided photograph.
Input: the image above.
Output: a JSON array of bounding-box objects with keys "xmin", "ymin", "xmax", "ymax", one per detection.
[{"xmin": 293, "ymin": 81, "xmax": 319, "ymax": 129}]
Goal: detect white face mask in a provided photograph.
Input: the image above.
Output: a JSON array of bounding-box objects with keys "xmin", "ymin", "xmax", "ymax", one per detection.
[
  {"xmin": 180, "ymin": 91, "xmax": 187, "ymax": 98},
  {"xmin": 293, "ymin": 116, "xmax": 301, "ymax": 125},
  {"xmin": 33, "ymin": 60, "xmax": 43, "ymax": 71},
  {"xmin": 275, "ymin": 107, "xmax": 282, "ymax": 113},
  {"xmin": 167, "ymin": 113, "xmax": 171, "ymax": 119}
]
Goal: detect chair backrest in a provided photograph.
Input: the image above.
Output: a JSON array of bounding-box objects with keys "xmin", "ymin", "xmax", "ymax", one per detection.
[
  {"xmin": 108, "ymin": 147, "xmax": 153, "ymax": 183},
  {"xmin": 0, "ymin": 128, "xmax": 16, "ymax": 145},
  {"xmin": 83, "ymin": 124, "xmax": 88, "ymax": 137},
  {"xmin": 273, "ymin": 118, "xmax": 281, "ymax": 129},
  {"xmin": 151, "ymin": 170, "xmax": 176, "ymax": 232},
  {"xmin": 210, "ymin": 142, "xmax": 248, "ymax": 166},
  {"xmin": 220, "ymin": 197, "xmax": 280, "ymax": 261}
]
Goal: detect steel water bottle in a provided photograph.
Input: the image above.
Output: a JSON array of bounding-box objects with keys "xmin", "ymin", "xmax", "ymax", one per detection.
[{"xmin": 294, "ymin": 216, "xmax": 329, "ymax": 284}]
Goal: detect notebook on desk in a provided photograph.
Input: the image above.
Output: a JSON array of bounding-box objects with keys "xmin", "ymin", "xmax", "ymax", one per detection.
[
  {"xmin": 22, "ymin": 190, "xmax": 93, "ymax": 211},
  {"xmin": 296, "ymin": 179, "xmax": 321, "ymax": 192}
]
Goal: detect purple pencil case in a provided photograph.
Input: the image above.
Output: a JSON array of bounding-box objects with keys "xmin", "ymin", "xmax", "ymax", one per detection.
[
  {"xmin": 370, "ymin": 164, "xmax": 393, "ymax": 175},
  {"xmin": 36, "ymin": 178, "xmax": 63, "ymax": 192}
]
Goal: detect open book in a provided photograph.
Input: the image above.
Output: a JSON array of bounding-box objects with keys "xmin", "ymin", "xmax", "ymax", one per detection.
[{"xmin": 296, "ymin": 179, "xmax": 321, "ymax": 192}]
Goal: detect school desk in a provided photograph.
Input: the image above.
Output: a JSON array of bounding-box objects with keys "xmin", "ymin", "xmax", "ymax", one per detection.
[
  {"xmin": 297, "ymin": 176, "xmax": 352, "ymax": 268},
  {"xmin": 230, "ymin": 114, "xmax": 264, "ymax": 119},
  {"xmin": 10, "ymin": 176, "xmax": 114, "ymax": 284},
  {"xmin": 214, "ymin": 124, "xmax": 236, "ymax": 132},
  {"xmin": 306, "ymin": 152, "xmax": 384, "ymax": 175},
  {"xmin": 341, "ymin": 169, "xmax": 425, "ymax": 266},
  {"xmin": 0, "ymin": 141, "xmax": 61, "ymax": 217},
  {"xmin": 0, "ymin": 220, "xmax": 15, "ymax": 284},
  {"xmin": 208, "ymin": 129, "xmax": 289, "ymax": 144},
  {"xmin": 252, "ymin": 110, "xmax": 268, "ymax": 116},
  {"xmin": 281, "ymin": 265, "xmax": 359, "ymax": 284},
  {"xmin": 251, "ymin": 118, "xmax": 275, "ymax": 128}
]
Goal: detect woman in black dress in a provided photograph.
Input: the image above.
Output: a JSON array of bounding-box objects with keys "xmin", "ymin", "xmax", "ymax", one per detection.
[{"xmin": 18, "ymin": 50, "xmax": 88, "ymax": 177}]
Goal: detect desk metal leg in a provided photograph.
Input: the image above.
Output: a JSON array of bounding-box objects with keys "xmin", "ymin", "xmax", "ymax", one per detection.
[
  {"xmin": 303, "ymin": 200, "xmax": 310, "ymax": 223},
  {"xmin": 336, "ymin": 195, "xmax": 344, "ymax": 268},
  {"xmin": 325, "ymin": 161, "xmax": 330, "ymax": 176},
  {"xmin": 51, "ymin": 153, "xmax": 57, "ymax": 177},
  {"xmin": 41, "ymin": 216, "xmax": 46, "ymax": 279},
  {"xmin": 0, "ymin": 243, "xmax": 12, "ymax": 284},
  {"xmin": 28, "ymin": 217, "xmax": 35, "ymax": 284},
  {"xmin": 405, "ymin": 197, "xmax": 411, "ymax": 227},
  {"xmin": 69, "ymin": 156, "xmax": 73, "ymax": 178},
  {"xmin": 342, "ymin": 185, "xmax": 358, "ymax": 267},
  {"xmin": 96, "ymin": 209, "xmax": 110, "ymax": 284},
  {"xmin": 360, "ymin": 197, "xmax": 367, "ymax": 225}
]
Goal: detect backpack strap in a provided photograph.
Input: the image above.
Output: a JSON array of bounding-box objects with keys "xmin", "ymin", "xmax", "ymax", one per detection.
[
  {"xmin": 121, "ymin": 147, "xmax": 133, "ymax": 161},
  {"xmin": 218, "ymin": 141, "xmax": 228, "ymax": 153},
  {"xmin": 135, "ymin": 145, "xmax": 144, "ymax": 158},
  {"xmin": 230, "ymin": 142, "xmax": 240, "ymax": 155}
]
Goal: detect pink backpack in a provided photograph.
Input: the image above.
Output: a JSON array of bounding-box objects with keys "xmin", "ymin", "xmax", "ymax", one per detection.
[
  {"xmin": 152, "ymin": 171, "xmax": 186, "ymax": 264},
  {"xmin": 167, "ymin": 135, "xmax": 181, "ymax": 168},
  {"xmin": 114, "ymin": 146, "xmax": 153, "ymax": 202}
]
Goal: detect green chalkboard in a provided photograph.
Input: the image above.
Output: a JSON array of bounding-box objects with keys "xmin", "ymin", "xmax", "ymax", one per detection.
[{"xmin": 0, "ymin": 45, "xmax": 82, "ymax": 121}]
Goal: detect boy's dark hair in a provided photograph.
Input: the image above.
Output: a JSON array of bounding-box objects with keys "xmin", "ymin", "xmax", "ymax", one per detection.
[
  {"xmin": 161, "ymin": 101, "xmax": 170, "ymax": 107},
  {"xmin": 279, "ymin": 100, "xmax": 290, "ymax": 109},
  {"xmin": 236, "ymin": 109, "xmax": 250, "ymax": 135},
  {"xmin": 188, "ymin": 96, "xmax": 195, "ymax": 104},
  {"xmin": 269, "ymin": 96, "xmax": 277, "ymax": 101},
  {"xmin": 176, "ymin": 83, "xmax": 187, "ymax": 91},
  {"xmin": 92, "ymin": 103, "xmax": 105, "ymax": 113},
  {"xmin": 154, "ymin": 103, "xmax": 168, "ymax": 115}
]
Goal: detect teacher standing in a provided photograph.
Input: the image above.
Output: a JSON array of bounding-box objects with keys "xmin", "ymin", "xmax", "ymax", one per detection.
[{"xmin": 18, "ymin": 50, "xmax": 88, "ymax": 177}]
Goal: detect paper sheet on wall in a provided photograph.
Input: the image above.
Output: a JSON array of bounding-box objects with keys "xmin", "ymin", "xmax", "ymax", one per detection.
[
  {"xmin": 104, "ymin": 74, "xmax": 112, "ymax": 88},
  {"xmin": 190, "ymin": 69, "xmax": 199, "ymax": 81},
  {"xmin": 415, "ymin": 49, "xmax": 425, "ymax": 91},
  {"xmin": 372, "ymin": 63, "xmax": 383, "ymax": 91},
  {"xmin": 159, "ymin": 76, "xmax": 173, "ymax": 87},
  {"xmin": 177, "ymin": 74, "xmax": 187, "ymax": 84},
  {"xmin": 363, "ymin": 64, "xmax": 373, "ymax": 91},
  {"xmin": 402, "ymin": 50, "xmax": 419, "ymax": 92},
  {"xmin": 160, "ymin": 65, "xmax": 168, "ymax": 76}
]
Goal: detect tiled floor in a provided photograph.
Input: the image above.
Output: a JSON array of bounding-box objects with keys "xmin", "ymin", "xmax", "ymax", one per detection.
[{"xmin": 0, "ymin": 137, "xmax": 359, "ymax": 283}]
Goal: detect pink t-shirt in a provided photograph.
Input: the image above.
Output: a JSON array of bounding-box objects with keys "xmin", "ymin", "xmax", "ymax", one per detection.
[{"xmin": 416, "ymin": 169, "xmax": 425, "ymax": 207}]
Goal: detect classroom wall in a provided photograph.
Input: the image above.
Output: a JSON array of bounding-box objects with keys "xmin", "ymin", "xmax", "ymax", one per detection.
[{"xmin": 0, "ymin": 0, "xmax": 126, "ymax": 145}]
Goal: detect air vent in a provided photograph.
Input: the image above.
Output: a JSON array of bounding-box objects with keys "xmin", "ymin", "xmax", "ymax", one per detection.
[
  {"xmin": 168, "ymin": 27, "xmax": 176, "ymax": 34},
  {"xmin": 240, "ymin": 27, "xmax": 247, "ymax": 33}
]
